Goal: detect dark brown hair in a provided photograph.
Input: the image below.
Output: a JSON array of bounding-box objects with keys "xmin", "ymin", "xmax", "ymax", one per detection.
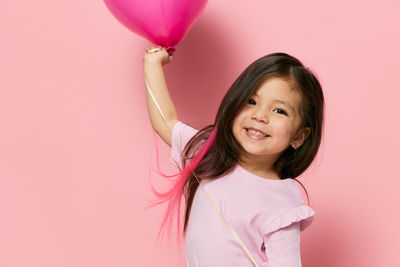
[{"xmin": 180, "ymin": 52, "xmax": 325, "ymax": 235}]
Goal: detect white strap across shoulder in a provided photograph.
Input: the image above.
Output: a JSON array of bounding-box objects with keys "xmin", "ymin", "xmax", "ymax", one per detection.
[{"xmin": 144, "ymin": 79, "xmax": 260, "ymax": 267}]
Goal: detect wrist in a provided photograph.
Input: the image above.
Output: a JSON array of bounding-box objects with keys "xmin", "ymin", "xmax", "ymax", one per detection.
[
  {"xmin": 144, "ymin": 61, "xmax": 164, "ymax": 79},
  {"xmin": 144, "ymin": 61, "xmax": 163, "ymax": 71},
  {"xmin": 144, "ymin": 58, "xmax": 163, "ymax": 69}
]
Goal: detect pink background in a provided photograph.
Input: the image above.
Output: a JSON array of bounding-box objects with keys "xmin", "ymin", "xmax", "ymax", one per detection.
[{"xmin": 1, "ymin": 0, "xmax": 399, "ymax": 266}]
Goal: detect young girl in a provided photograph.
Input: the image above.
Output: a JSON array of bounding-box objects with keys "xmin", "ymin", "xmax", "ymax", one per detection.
[{"xmin": 143, "ymin": 46, "xmax": 324, "ymax": 267}]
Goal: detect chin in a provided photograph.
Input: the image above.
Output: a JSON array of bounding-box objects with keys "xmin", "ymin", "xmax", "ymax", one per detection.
[{"xmin": 241, "ymin": 146, "xmax": 269, "ymax": 156}]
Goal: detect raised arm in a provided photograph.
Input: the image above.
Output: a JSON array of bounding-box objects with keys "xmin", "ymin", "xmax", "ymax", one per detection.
[{"xmin": 143, "ymin": 46, "xmax": 178, "ymax": 147}]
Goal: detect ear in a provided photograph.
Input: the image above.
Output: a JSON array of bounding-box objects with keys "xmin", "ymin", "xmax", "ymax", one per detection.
[{"xmin": 291, "ymin": 127, "xmax": 311, "ymax": 150}]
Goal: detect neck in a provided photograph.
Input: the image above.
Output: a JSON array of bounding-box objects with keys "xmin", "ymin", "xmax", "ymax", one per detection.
[{"xmin": 238, "ymin": 154, "xmax": 281, "ymax": 179}]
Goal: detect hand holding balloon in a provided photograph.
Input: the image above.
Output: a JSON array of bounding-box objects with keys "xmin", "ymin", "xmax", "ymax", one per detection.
[{"xmin": 143, "ymin": 46, "xmax": 173, "ymax": 67}]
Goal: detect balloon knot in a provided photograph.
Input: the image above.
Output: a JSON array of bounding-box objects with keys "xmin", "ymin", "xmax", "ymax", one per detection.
[{"xmin": 166, "ymin": 47, "xmax": 176, "ymax": 56}]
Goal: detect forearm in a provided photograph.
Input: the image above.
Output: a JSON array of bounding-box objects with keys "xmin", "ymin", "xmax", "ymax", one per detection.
[{"xmin": 144, "ymin": 60, "xmax": 178, "ymax": 132}]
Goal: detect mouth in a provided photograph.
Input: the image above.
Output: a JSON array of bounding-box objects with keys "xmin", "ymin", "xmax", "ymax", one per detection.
[{"xmin": 245, "ymin": 128, "xmax": 270, "ymax": 139}]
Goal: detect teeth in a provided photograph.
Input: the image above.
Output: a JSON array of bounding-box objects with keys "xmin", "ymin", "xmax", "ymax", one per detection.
[{"xmin": 247, "ymin": 128, "xmax": 267, "ymax": 137}]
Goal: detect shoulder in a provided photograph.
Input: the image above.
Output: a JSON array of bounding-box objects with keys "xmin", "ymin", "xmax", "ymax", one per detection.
[
  {"xmin": 172, "ymin": 121, "xmax": 198, "ymax": 140},
  {"xmin": 171, "ymin": 120, "xmax": 199, "ymax": 150},
  {"xmin": 262, "ymin": 204, "xmax": 316, "ymax": 235},
  {"xmin": 261, "ymin": 181, "xmax": 316, "ymax": 235},
  {"xmin": 236, "ymin": 178, "xmax": 316, "ymax": 235},
  {"xmin": 170, "ymin": 120, "xmax": 200, "ymax": 168}
]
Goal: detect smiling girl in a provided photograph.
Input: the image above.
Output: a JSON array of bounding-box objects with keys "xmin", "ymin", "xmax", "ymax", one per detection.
[{"xmin": 143, "ymin": 47, "xmax": 325, "ymax": 266}]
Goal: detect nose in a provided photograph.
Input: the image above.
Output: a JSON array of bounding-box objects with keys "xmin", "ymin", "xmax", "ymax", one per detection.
[{"xmin": 251, "ymin": 106, "xmax": 269, "ymax": 123}]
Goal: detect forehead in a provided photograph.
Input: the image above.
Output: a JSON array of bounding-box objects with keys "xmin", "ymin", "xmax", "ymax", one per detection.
[{"xmin": 253, "ymin": 77, "xmax": 301, "ymax": 112}]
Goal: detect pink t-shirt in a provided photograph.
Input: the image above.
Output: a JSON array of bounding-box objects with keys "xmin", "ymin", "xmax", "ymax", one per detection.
[{"xmin": 170, "ymin": 121, "xmax": 316, "ymax": 267}]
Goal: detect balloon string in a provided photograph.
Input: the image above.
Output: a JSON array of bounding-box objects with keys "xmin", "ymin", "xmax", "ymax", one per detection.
[
  {"xmin": 144, "ymin": 78, "xmax": 260, "ymax": 267},
  {"xmin": 144, "ymin": 79, "xmax": 169, "ymax": 124}
]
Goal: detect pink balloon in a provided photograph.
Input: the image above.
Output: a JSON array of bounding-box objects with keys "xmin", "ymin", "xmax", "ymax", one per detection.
[{"xmin": 103, "ymin": 0, "xmax": 208, "ymax": 55}]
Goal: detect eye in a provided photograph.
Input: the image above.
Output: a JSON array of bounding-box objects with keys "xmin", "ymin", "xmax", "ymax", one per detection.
[
  {"xmin": 247, "ymin": 98, "xmax": 256, "ymax": 105},
  {"xmin": 274, "ymin": 108, "xmax": 287, "ymax": 115}
]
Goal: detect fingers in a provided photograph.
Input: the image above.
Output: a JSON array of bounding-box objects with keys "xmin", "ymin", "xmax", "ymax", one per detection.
[
  {"xmin": 145, "ymin": 47, "xmax": 161, "ymax": 54},
  {"xmin": 143, "ymin": 46, "xmax": 173, "ymax": 65},
  {"xmin": 145, "ymin": 46, "xmax": 164, "ymax": 54}
]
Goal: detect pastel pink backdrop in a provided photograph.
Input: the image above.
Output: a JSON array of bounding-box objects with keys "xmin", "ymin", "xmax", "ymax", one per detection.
[{"xmin": 1, "ymin": 0, "xmax": 399, "ymax": 266}]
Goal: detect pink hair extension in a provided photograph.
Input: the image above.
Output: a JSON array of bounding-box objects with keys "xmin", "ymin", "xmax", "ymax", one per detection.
[{"xmin": 143, "ymin": 124, "xmax": 217, "ymax": 251}]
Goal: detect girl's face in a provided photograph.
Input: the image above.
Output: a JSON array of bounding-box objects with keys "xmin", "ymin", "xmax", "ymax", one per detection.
[{"xmin": 232, "ymin": 77, "xmax": 308, "ymax": 164}]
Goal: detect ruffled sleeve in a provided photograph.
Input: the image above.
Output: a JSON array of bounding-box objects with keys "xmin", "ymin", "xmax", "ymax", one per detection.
[
  {"xmin": 261, "ymin": 205, "xmax": 315, "ymax": 266},
  {"xmin": 170, "ymin": 121, "xmax": 199, "ymax": 169},
  {"xmin": 263, "ymin": 222, "xmax": 301, "ymax": 267},
  {"xmin": 263, "ymin": 205, "xmax": 316, "ymax": 235}
]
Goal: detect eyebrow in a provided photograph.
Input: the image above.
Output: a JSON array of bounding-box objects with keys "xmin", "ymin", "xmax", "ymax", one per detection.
[{"xmin": 253, "ymin": 93, "xmax": 296, "ymax": 112}]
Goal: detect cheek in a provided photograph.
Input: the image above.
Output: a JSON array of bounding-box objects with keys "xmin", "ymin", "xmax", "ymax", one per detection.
[
  {"xmin": 273, "ymin": 121, "xmax": 293, "ymax": 137},
  {"xmin": 232, "ymin": 119, "xmax": 242, "ymax": 136},
  {"xmin": 233, "ymin": 112, "xmax": 245, "ymax": 128},
  {"xmin": 232, "ymin": 115, "xmax": 246, "ymax": 139}
]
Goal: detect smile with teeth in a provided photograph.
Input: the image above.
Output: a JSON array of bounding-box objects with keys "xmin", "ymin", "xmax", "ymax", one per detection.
[{"xmin": 246, "ymin": 128, "xmax": 269, "ymax": 137}]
